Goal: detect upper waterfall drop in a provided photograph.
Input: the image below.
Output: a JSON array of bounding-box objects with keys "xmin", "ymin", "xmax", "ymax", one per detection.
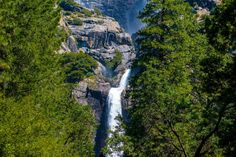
[
  {"xmin": 107, "ymin": 69, "xmax": 131, "ymax": 131},
  {"xmin": 119, "ymin": 69, "xmax": 132, "ymax": 89},
  {"xmin": 106, "ymin": 69, "xmax": 131, "ymax": 157}
]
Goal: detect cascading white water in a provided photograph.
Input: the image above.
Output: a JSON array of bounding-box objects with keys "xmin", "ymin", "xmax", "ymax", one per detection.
[{"xmin": 106, "ymin": 69, "xmax": 131, "ymax": 157}]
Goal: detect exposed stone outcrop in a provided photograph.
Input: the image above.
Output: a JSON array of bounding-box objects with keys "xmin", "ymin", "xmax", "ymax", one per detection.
[
  {"xmin": 196, "ymin": 7, "xmax": 210, "ymax": 21},
  {"xmin": 67, "ymin": 16, "xmax": 134, "ymax": 66},
  {"xmin": 59, "ymin": 35, "xmax": 78, "ymax": 53},
  {"xmin": 72, "ymin": 62, "xmax": 111, "ymax": 121},
  {"xmin": 60, "ymin": 12, "xmax": 135, "ymax": 67}
]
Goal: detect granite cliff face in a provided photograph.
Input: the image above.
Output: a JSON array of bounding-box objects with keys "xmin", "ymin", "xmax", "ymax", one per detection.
[{"xmin": 70, "ymin": 16, "xmax": 134, "ymax": 66}]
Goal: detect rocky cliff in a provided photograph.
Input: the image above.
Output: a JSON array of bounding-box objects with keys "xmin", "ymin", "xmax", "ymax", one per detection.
[
  {"xmin": 59, "ymin": 0, "xmax": 135, "ymax": 124},
  {"xmin": 59, "ymin": 2, "xmax": 136, "ymax": 153}
]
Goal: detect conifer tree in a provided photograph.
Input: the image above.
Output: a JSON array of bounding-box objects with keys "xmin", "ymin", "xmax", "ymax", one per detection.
[{"xmin": 123, "ymin": 0, "xmax": 215, "ymax": 156}]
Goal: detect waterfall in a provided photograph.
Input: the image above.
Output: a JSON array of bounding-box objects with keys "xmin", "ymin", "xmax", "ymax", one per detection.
[
  {"xmin": 106, "ymin": 69, "xmax": 131, "ymax": 157},
  {"xmin": 126, "ymin": 0, "xmax": 146, "ymax": 34}
]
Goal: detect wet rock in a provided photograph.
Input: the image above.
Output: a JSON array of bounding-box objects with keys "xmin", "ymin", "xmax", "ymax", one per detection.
[{"xmin": 72, "ymin": 63, "xmax": 111, "ymax": 121}]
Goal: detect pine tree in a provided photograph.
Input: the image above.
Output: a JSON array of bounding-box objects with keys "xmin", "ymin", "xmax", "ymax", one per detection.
[{"xmin": 123, "ymin": 0, "xmax": 215, "ymax": 156}]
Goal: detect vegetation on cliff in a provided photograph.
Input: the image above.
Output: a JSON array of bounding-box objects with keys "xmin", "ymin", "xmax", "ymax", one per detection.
[
  {"xmin": 106, "ymin": 50, "xmax": 123, "ymax": 70},
  {"xmin": 61, "ymin": 52, "xmax": 98, "ymax": 83},
  {"xmin": 0, "ymin": 0, "xmax": 96, "ymax": 156},
  {"xmin": 60, "ymin": 0, "xmax": 95, "ymax": 17}
]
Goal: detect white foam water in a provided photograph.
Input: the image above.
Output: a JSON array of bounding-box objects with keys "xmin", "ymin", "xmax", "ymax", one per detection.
[{"xmin": 106, "ymin": 69, "xmax": 131, "ymax": 157}]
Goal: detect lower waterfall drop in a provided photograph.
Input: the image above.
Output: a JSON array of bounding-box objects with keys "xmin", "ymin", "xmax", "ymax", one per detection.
[{"xmin": 106, "ymin": 69, "xmax": 131, "ymax": 157}]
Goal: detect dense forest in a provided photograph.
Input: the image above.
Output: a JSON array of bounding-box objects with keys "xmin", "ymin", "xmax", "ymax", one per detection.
[
  {"xmin": 0, "ymin": 0, "xmax": 97, "ymax": 156},
  {"xmin": 0, "ymin": 0, "xmax": 235, "ymax": 157}
]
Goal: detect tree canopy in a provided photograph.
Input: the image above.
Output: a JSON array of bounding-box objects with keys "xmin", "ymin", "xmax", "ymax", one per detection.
[{"xmin": 0, "ymin": 0, "xmax": 96, "ymax": 156}]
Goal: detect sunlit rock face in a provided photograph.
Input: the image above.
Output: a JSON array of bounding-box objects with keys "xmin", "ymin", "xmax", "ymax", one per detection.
[
  {"xmin": 67, "ymin": 15, "xmax": 135, "ymax": 71},
  {"xmin": 76, "ymin": 0, "xmax": 146, "ymax": 34}
]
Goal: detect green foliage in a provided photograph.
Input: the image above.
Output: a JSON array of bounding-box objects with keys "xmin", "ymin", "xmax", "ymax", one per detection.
[
  {"xmin": 94, "ymin": 7, "xmax": 103, "ymax": 16},
  {"xmin": 106, "ymin": 50, "xmax": 123, "ymax": 70},
  {"xmin": 205, "ymin": 0, "xmax": 236, "ymax": 52},
  {"xmin": 204, "ymin": 0, "xmax": 236, "ymax": 156},
  {"xmin": 0, "ymin": 60, "xmax": 10, "ymax": 72},
  {"xmin": 64, "ymin": 11, "xmax": 72, "ymax": 16},
  {"xmin": 127, "ymin": 0, "xmax": 208, "ymax": 155},
  {"xmin": 81, "ymin": 8, "xmax": 93, "ymax": 17},
  {"xmin": 59, "ymin": 0, "xmax": 81, "ymax": 11},
  {"xmin": 0, "ymin": 90, "xmax": 96, "ymax": 157},
  {"xmin": 60, "ymin": 52, "xmax": 98, "ymax": 83},
  {"xmin": 69, "ymin": 18, "xmax": 83, "ymax": 26},
  {"xmin": 0, "ymin": 0, "xmax": 96, "ymax": 156},
  {"xmin": 59, "ymin": 0, "xmax": 93, "ymax": 17}
]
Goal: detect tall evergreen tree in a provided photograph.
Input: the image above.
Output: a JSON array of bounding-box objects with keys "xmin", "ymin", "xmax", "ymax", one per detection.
[{"xmin": 120, "ymin": 0, "xmax": 219, "ymax": 156}]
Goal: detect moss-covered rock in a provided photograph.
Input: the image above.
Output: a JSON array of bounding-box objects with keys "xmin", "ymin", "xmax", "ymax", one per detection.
[{"xmin": 106, "ymin": 50, "xmax": 123, "ymax": 70}]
